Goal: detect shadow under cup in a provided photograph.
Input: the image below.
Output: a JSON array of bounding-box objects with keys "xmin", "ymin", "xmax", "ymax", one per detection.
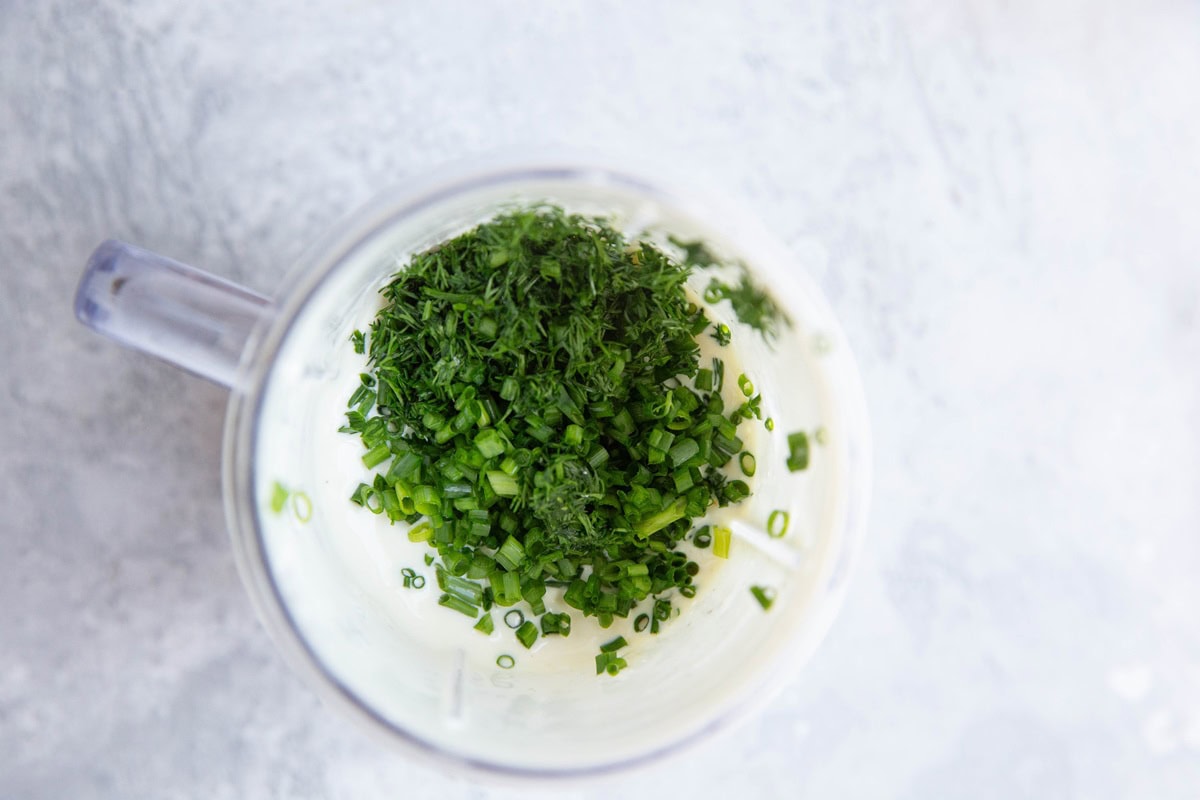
[{"xmin": 222, "ymin": 164, "xmax": 871, "ymax": 778}]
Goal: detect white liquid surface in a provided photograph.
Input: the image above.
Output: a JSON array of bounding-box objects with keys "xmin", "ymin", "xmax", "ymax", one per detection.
[{"xmin": 247, "ymin": 188, "xmax": 850, "ymax": 771}]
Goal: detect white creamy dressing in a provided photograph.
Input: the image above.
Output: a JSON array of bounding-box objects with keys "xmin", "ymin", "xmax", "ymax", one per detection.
[{"xmin": 250, "ymin": 206, "xmax": 840, "ymax": 769}]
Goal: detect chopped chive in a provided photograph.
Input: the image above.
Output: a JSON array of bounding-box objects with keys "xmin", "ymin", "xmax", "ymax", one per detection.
[
  {"xmin": 600, "ymin": 635, "xmax": 628, "ymax": 653},
  {"xmin": 540, "ymin": 612, "xmax": 571, "ymax": 636},
  {"xmin": 269, "ymin": 481, "xmax": 289, "ymax": 514},
  {"xmin": 438, "ymin": 569, "xmax": 484, "ymax": 606},
  {"xmin": 633, "ymin": 496, "xmax": 688, "ymax": 538},
  {"xmin": 668, "ymin": 438, "xmax": 700, "ymax": 467},
  {"xmin": 768, "ymin": 509, "xmax": 790, "ymax": 538},
  {"xmin": 723, "ymin": 480, "xmax": 751, "ymax": 504},
  {"xmin": 362, "ymin": 444, "xmax": 391, "ymax": 469},
  {"xmin": 349, "ymin": 482, "xmax": 372, "ymax": 508},
  {"xmin": 486, "ymin": 470, "xmax": 519, "ymax": 497},
  {"xmin": 350, "ymin": 329, "xmax": 365, "ymax": 354},
  {"xmin": 739, "ymin": 452, "xmax": 756, "ymax": 477},
  {"xmin": 515, "ymin": 620, "xmax": 538, "ymax": 649},
  {"xmin": 290, "ymin": 492, "xmax": 312, "ymax": 522},
  {"xmin": 489, "ymin": 570, "xmax": 522, "ymax": 606},
  {"xmin": 786, "ymin": 431, "xmax": 810, "ymax": 472},
  {"xmin": 407, "ymin": 522, "xmax": 432, "ymax": 542},
  {"xmin": 713, "ymin": 526, "xmax": 732, "ymax": 559},
  {"xmin": 496, "ymin": 654, "xmax": 515, "ymax": 669},
  {"xmin": 564, "ymin": 424, "xmax": 584, "ymax": 447},
  {"xmin": 438, "ymin": 593, "xmax": 478, "ymax": 618},
  {"xmin": 494, "ymin": 535, "xmax": 526, "ymax": 571},
  {"xmin": 595, "ymin": 651, "xmax": 628, "ymax": 676},
  {"xmin": 474, "ymin": 428, "xmax": 506, "ymax": 459},
  {"xmin": 750, "ymin": 585, "xmax": 776, "ymax": 610}
]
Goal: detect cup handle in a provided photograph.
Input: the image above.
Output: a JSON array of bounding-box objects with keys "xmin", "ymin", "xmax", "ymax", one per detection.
[{"xmin": 74, "ymin": 241, "xmax": 274, "ymax": 388}]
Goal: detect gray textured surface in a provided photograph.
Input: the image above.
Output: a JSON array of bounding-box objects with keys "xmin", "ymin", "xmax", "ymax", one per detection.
[{"xmin": 4, "ymin": 1, "xmax": 1200, "ymax": 797}]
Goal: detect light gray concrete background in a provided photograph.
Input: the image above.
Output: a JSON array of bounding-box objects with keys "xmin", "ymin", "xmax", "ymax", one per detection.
[{"xmin": 3, "ymin": 1, "xmax": 1199, "ymax": 797}]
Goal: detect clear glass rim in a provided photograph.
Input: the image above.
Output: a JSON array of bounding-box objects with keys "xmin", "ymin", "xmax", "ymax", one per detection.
[{"xmin": 221, "ymin": 151, "xmax": 873, "ymax": 782}]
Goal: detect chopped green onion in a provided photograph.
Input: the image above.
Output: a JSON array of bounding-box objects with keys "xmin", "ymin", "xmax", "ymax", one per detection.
[
  {"xmin": 489, "ymin": 570, "xmax": 522, "ymax": 606},
  {"xmin": 739, "ymin": 452, "xmax": 756, "ymax": 477},
  {"xmin": 269, "ymin": 482, "xmax": 289, "ymax": 514},
  {"xmin": 765, "ymin": 417, "xmax": 775, "ymax": 431},
  {"xmin": 786, "ymin": 431, "xmax": 810, "ymax": 472},
  {"xmin": 504, "ymin": 609, "xmax": 525, "ymax": 629},
  {"xmin": 713, "ymin": 526, "xmax": 732, "ymax": 558},
  {"xmin": 540, "ymin": 612, "xmax": 571, "ymax": 636},
  {"xmin": 634, "ymin": 613, "xmax": 650, "ymax": 632},
  {"xmin": 750, "ymin": 585, "xmax": 776, "ymax": 610},
  {"xmin": 668, "ymin": 438, "xmax": 700, "ymax": 467},
  {"xmin": 362, "ymin": 444, "xmax": 391, "ymax": 469},
  {"xmin": 290, "ymin": 491, "xmax": 312, "ymax": 522},
  {"xmin": 494, "ymin": 535, "xmax": 526, "ymax": 571},
  {"xmin": 438, "ymin": 569, "xmax": 484, "ymax": 607},
  {"xmin": 515, "ymin": 620, "xmax": 538, "ymax": 649},
  {"xmin": 407, "ymin": 522, "xmax": 432, "ymax": 542},
  {"xmin": 694, "ymin": 368, "xmax": 713, "ymax": 392},
  {"xmin": 496, "ymin": 654, "xmax": 515, "ymax": 669},
  {"xmin": 411, "ymin": 485, "xmax": 440, "ymax": 516},
  {"xmin": 595, "ymin": 651, "xmax": 628, "ymax": 676},
  {"xmin": 438, "ymin": 593, "xmax": 478, "ymax": 618},
  {"xmin": 693, "ymin": 526, "xmax": 712, "ymax": 548},
  {"xmin": 350, "ymin": 329, "xmax": 365, "ymax": 354},
  {"xmin": 486, "ymin": 470, "xmax": 519, "ymax": 497},
  {"xmin": 564, "ymin": 424, "xmax": 584, "ymax": 446},
  {"xmin": 713, "ymin": 323, "xmax": 732, "ymax": 346},
  {"xmin": 600, "ymin": 635, "xmax": 628, "ymax": 653},
  {"xmin": 768, "ymin": 510, "xmax": 790, "ymax": 538},
  {"xmin": 723, "ymin": 480, "xmax": 751, "ymax": 504},
  {"xmin": 474, "ymin": 428, "xmax": 506, "ymax": 458},
  {"xmin": 737, "ymin": 374, "xmax": 754, "ymax": 396},
  {"xmin": 474, "ymin": 613, "xmax": 495, "ymax": 634},
  {"xmin": 633, "ymin": 496, "xmax": 688, "ymax": 538}
]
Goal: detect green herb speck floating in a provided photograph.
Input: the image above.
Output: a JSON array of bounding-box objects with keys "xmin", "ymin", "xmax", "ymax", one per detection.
[{"xmin": 342, "ymin": 206, "xmax": 789, "ymax": 674}]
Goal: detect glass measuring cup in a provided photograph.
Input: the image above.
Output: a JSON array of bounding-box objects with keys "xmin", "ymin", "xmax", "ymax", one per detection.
[{"xmin": 74, "ymin": 155, "xmax": 871, "ymax": 779}]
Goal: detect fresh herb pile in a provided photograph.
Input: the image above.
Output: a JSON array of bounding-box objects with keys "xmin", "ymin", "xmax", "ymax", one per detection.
[{"xmin": 342, "ymin": 206, "xmax": 767, "ymax": 672}]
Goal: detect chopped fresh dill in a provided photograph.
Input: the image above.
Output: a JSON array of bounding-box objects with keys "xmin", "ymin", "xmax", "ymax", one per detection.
[
  {"xmin": 671, "ymin": 237, "xmax": 790, "ymax": 342},
  {"xmin": 704, "ymin": 273, "xmax": 789, "ymax": 342},
  {"xmin": 343, "ymin": 206, "xmax": 761, "ymax": 673}
]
